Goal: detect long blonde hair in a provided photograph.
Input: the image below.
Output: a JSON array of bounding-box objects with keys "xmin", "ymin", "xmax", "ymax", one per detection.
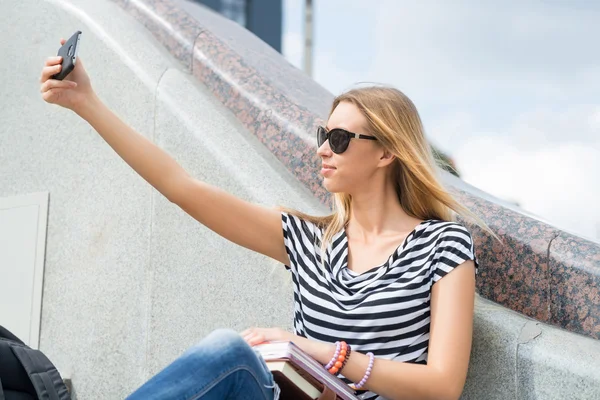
[{"xmin": 283, "ymin": 85, "xmax": 501, "ymax": 257}]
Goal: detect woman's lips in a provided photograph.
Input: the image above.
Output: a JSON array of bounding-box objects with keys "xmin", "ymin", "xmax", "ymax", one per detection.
[{"xmin": 321, "ymin": 164, "xmax": 336, "ymax": 176}]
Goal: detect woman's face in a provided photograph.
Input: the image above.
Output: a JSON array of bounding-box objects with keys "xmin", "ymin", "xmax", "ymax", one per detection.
[{"xmin": 317, "ymin": 101, "xmax": 384, "ymax": 194}]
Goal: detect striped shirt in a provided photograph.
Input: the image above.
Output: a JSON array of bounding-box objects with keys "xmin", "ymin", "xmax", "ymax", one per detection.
[{"xmin": 281, "ymin": 212, "xmax": 479, "ymax": 400}]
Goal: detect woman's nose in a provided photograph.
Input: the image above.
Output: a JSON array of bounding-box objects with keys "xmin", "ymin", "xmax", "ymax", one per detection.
[{"xmin": 317, "ymin": 140, "xmax": 332, "ymax": 157}]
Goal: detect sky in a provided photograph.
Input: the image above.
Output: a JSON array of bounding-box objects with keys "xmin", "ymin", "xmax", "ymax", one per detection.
[{"xmin": 282, "ymin": 0, "xmax": 600, "ymax": 242}]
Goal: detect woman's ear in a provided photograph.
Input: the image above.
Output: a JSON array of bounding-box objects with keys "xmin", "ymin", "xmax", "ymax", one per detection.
[{"xmin": 379, "ymin": 149, "xmax": 395, "ymax": 167}]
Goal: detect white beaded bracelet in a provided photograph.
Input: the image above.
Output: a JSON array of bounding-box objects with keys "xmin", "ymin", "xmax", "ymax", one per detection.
[{"xmin": 353, "ymin": 352, "xmax": 374, "ymax": 390}]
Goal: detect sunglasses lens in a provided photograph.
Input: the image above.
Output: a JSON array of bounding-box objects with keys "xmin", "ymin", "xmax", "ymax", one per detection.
[
  {"xmin": 317, "ymin": 126, "xmax": 327, "ymax": 148},
  {"xmin": 329, "ymin": 130, "xmax": 349, "ymax": 153}
]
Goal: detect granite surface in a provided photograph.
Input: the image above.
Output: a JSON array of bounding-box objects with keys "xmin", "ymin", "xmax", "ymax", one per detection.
[
  {"xmin": 109, "ymin": 0, "xmax": 600, "ymax": 340},
  {"xmin": 453, "ymin": 187, "xmax": 559, "ymax": 323},
  {"xmin": 175, "ymin": 0, "xmax": 333, "ymax": 118},
  {"xmin": 549, "ymin": 233, "xmax": 600, "ymax": 338},
  {"xmin": 124, "ymin": 0, "xmax": 204, "ymax": 70}
]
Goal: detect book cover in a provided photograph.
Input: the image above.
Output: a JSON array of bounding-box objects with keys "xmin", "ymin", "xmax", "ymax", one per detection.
[{"xmin": 253, "ymin": 341, "xmax": 360, "ymax": 400}]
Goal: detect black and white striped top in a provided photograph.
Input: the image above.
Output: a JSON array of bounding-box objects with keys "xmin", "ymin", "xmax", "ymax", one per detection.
[{"xmin": 281, "ymin": 212, "xmax": 479, "ymax": 400}]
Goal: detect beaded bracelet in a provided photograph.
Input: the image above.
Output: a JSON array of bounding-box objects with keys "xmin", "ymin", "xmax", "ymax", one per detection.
[
  {"xmin": 325, "ymin": 341, "xmax": 349, "ymax": 375},
  {"xmin": 339, "ymin": 346, "xmax": 351, "ymax": 373},
  {"xmin": 329, "ymin": 341, "xmax": 348, "ymax": 375},
  {"xmin": 352, "ymin": 352, "xmax": 374, "ymax": 390},
  {"xmin": 324, "ymin": 341, "xmax": 342, "ymax": 370}
]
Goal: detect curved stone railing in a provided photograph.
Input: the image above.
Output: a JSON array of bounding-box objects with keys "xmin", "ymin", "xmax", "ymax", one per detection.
[{"xmin": 111, "ymin": 0, "xmax": 600, "ymax": 341}]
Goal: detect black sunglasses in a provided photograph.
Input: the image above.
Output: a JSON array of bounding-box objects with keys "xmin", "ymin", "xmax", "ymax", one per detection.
[{"xmin": 317, "ymin": 126, "xmax": 377, "ymax": 154}]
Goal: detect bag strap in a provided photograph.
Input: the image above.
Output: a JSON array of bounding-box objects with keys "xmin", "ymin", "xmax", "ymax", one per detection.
[
  {"xmin": 0, "ymin": 326, "xmax": 24, "ymax": 345},
  {"xmin": 10, "ymin": 345, "xmax": 70, "ymax": 400}
]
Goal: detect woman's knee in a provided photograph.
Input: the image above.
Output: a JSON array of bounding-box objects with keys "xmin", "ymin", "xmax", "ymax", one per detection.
[
  {"xmin": 189, "ymin": 328, "xmax": 252, "ymax": 360},
  {"xmin": 201, "ymin": 329, "xmax": 245, "ymax": 347}
]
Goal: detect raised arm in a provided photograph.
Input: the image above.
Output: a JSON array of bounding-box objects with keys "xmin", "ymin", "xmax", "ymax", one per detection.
[{"xmin": 40, "ymin": 47, "xmax": 290, "ymax": 266}]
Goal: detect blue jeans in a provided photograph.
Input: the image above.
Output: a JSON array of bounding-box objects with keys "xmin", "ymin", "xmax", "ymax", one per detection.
[{"xmin": 127, "ymin": 329, "xmax": 280, "ymax": 400}]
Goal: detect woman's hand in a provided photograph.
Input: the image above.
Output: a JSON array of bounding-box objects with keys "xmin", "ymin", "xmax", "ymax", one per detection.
[
  {"xmin": 242, "ymin": 328, "xmax": 337, "ymax": 366},
  {"xmin": 240, "ymin": 327, "xmax": 295, "ymax": 346},
  {"xmin": 40, "ymin": 38, "xmax": 94, "ymax": 113}
]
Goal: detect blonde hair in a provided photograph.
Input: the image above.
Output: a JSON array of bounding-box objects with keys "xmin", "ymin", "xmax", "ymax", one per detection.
[{"xmin": 282, "ymin": 85, "xmax": 501, "ymax": 258}]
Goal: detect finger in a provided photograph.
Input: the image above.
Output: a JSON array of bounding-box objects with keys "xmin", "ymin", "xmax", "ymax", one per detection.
[
  {"xmin": 42, "ymin": 88, "xmax": 67, "ymax": 102},
  {"xmin": 241, "ymin": 331, "xmax": 256, "ymax": 342},
  {"xmin": 41, "ymin": 79, "xmax": 77, "ymax": 93},
  {"xmin": 45, "ymin": 56, "xmax": 63, "ymax": 67},
  {"xmin": 40, "ymin": 64, "xmax": 63, "ymax": 82},
  {"xmin": 248, "ymin": 334, "xmax": 266, "ymax": 346},
  {"xmin": 241, "ymin": 331, "xmax": 259, "ymax": 343},
  {"xmin": 241, "ymin": 327, "xmax": 261, "ymax": 337},
  {"xmin": 60, "ymin": 38, "xmax": 66, "ymax": 45}
]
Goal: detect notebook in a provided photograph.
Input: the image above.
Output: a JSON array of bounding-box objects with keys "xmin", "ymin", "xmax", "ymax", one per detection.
[{"xmin": 253, "ymin": 341, "xmax": 360, "ymax": 400}]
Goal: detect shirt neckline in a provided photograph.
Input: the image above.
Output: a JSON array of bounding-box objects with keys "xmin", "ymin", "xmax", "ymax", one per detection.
[{"xmin": 340, "ymin": 219, "xmax": 434, "ymax": 277}]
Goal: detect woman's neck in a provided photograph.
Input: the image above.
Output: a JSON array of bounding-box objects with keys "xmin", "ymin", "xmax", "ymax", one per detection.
[{"xmin": 347, "ymin": 181, "xmax": 419, "ymax": 241}]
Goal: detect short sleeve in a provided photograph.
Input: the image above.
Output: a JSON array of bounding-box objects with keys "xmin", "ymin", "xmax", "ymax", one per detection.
[
  {"xmin": 281, "ymin": 212, "xmax": 319, "ymax": 272},
  {"xmin": 431, "ymin": 223, "xmax": 479, "ymax": 283}
]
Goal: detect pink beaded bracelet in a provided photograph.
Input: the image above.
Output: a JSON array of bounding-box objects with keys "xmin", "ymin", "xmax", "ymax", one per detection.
[
  {"xmin": 352, "ymin": 352, "xmax": 374, "ymax": 390},
  {"xmin": 324, "ymin": 341, "xmax": 342, "ymax": 370}
]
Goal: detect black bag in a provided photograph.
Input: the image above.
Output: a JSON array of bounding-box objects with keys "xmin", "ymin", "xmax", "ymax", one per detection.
[{"xmin": 0, "ymin": 325, "xmax": 71, "ymax": 400}]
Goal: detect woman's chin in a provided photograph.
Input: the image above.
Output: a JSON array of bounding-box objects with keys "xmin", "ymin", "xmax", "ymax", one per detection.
[{"xmin": 322, "ymin": 178, "xmax": 343, "ymax": 193}]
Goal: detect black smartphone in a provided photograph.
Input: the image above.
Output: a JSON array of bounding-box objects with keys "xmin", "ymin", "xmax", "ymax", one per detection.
[{"xmin": 52, "ymin": 31, "xmax": 82, "ymax": 80}]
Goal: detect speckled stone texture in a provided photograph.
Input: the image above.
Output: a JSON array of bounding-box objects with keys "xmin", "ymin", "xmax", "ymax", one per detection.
[
  {"xmin": 549, "ymin": 233, "xmax": 600, "ymax": 338},
  {"xmin": 192, "ymin": 28, "xmax": 331, "ymax": 205},
  {"xmin": 109, "ymin": 0, "xmax": 600, "ymax": 340},
  {"xmin": 453, "ymin": 188, "xmax": 558, "ymax": 323},
  {"xmin": 123, "ymin": 0, "xmax": 204, "ymax": 70},
  {"xmin": 111, "ymin": 0, "xmax": 333, "ymax": 206},
  {"xmin": 454, "ymin": 185, "xmax": 600, "ymax": 340}
]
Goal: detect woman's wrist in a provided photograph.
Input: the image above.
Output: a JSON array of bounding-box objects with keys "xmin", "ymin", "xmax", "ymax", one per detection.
[
  {"xmin": 289, "ymin": 335, "xmax": 337, "ymax": 365},
  {"xmin": 74, "ymin": 92, "xmax": 102, "ymax": 121}
]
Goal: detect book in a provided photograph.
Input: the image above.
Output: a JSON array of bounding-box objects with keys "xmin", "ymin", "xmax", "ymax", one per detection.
[
  {"xmin": 253, "ymin": 341, "xmax": 360, "ymax": 400},
  {"xmin": 267, "ymin": 361, "xmax": 321, "ymax": 399}
]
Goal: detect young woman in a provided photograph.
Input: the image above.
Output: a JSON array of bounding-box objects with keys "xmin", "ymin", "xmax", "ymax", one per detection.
[{"xmin": 40, "ymin": 38, "xmax": 496, "ymax": 400}]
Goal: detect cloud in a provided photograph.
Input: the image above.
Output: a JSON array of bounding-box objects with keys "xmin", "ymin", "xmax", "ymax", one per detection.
[
  {"xmin": 509, "ymin": 105, "xmax": 600, "ymax": 148},
  {"xmin": 453, "ymin": 123, "xmax": 600, "ymax": 241},
  {"xmin": 427, "ymin": 111, "xmax": 477, "ymax": 155},
  {"xmin": 282, "ymin": 0, "xmax": 306, "ymax": 70},
  {"xmin": 282, "ymin": 31, "xmax": 304, "ymax": 70},
  {"xmin": 433, "ymin": 102, "xmax": 600, "ymax": 241},
  {"xmin": 365, "ymin": 0, "xmax": 600, "ymax": 103},
  {"xmin": 430, "ymin": 104, "xmax": 600, "ymax": 154},
  {"xmin": 313, "ymin": 51, "xmax": 370, "ymax": 95}
]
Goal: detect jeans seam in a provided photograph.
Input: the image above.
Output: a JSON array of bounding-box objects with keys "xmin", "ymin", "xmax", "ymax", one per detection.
[{"xmin": 187, "ymin": 364, "xmax": 273, "ymax": 400}]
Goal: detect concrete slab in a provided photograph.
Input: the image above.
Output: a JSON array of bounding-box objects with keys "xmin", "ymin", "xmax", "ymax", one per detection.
[
  {"xmin": 0, "ymin": 0, "xmax": 176, "ymax": 397},
  {"xmin": 462, "ymin": 296, "xmax": 523, "ymax": 399},
  {"xmin": 517, "ymin": 322, "xmax": 600, "ymax": 399},
  {"xmin": 144, "ymin": 67, "xmax": 326, "ymax": 378}
]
